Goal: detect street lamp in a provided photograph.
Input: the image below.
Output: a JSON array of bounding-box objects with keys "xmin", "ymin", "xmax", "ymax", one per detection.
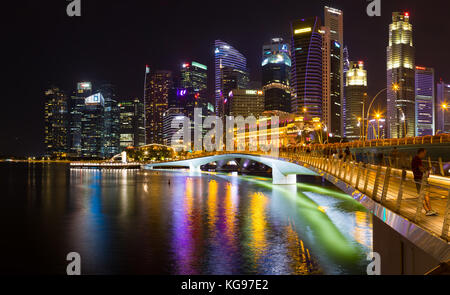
[
  {"xmin": 363, "ymin": 84, "xmax": 399, "ymax": 140},
  {"xmin": 375, "ymin": 112, "xmax": 381, "ymax": 139},
  {"xmin": 442, "ymin": 103, "xmax": 449, "ymax": 133}
]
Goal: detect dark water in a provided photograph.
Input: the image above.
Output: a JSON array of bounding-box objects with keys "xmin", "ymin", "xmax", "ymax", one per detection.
[{"xmin": 0, "ymin": 163, "xmax": 372, "ymax": 274}]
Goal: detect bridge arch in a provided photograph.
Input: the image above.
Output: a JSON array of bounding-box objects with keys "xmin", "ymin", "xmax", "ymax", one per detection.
[{"xmin": 143, "ymin": 153, "xmax": 318, "ymax": 185}]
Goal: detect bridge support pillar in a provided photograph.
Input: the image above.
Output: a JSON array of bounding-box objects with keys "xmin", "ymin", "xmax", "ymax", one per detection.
[
  {"xmin": 272, "ymin": 166, "xmax": 297, "ymax": 185},
  {"xmin": 189, "ymin": 163, "xmax": 201, "ymax": 173}
]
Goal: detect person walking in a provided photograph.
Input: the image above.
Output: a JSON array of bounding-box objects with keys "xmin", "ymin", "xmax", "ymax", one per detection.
[{"xmin": 411, "ymin": 148, "xmax": 437, "ymax": 216}]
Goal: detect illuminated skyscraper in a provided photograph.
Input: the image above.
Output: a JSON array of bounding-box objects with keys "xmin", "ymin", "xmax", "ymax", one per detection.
[
  {"xmin": 118, "ymin": 98, "xmax": 146, "ymax": 149},
  {"xmin": 261, "ymin": 38, "xmax": 291, "ymax": 113},
  {"xmin": 415, "ymin": 66, "xmax": 435, "ymax": 136},
  {"xmin": 345, "ymin": 61, "xmax": 368, "ymax": 140},
  {"xmin": 387, "ymin": 12, "xmax": 415, "ymax": 138},
  {"xmin": 291, "ymin": 17, "xmax": 323, "ymax": 119},
  {"xmin": 69, "ymin": 82, "xmax": 92, "ymax": 156},
  {"xmin": 342, "ymin": 46, "xmax": 350, "ymax": 136},
  {"xmin": 214, "ymin": 40, "xmax": 249, "ymax": 117},
  {"xmin": 44, "ymin": 86, "xmax": 69, "ymax": 157},
  {"xmin": 437, "ymin": 81, "xmax": 450, "ymax": 133},
  {"xmin": 180, "ymin": 61, "xmax": 208, "ymax": 92},
  {"xmin": 324, "ymin": 6, "xmax": 344, "ymax": 137},
  {"xmin": 229, "ymin": 89, "xmax": 265, "ymax": 117},
  {"xmin": 145, "ymin": 70, "xmax": 172, "ymax": 144},
  {"xmin": 99, "ymin": 83, "xmax": 120, "ymax": 157},
  {"xmin": 81, "ymin": 92, "xmax": 105, "ymax": 158}
]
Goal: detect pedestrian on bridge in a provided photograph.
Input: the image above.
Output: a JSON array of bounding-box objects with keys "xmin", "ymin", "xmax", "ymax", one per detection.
[{"xmin": 412, "ymin": 148, "xmax": 438, "ymax": 216}]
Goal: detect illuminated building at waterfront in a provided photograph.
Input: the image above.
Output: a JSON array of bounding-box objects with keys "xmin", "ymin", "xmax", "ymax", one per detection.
[
  {"xmin": 290, "ymin": 17, "xmax": 323, "ymax": 120},
  {"xmin": 261, "ymin": 38, "xmax": 291, "ymax": 113},
  {"xmin": 345, "ymin": 61, "xmax": 368, "ymax": 140},
  {"xmin": 387, "ymin": 12, "xmax": 415, "ymax": 138},
  {"xmin": 415, "ymin": 66, "xmax": 435, "ymax": 136},
  {"xmin": 44, "ymin": 86, "xmax": 69, "ymax": 157},
  {"xmin": 214, "ymin": 40, "xmax": 249, "ymax": 117}
]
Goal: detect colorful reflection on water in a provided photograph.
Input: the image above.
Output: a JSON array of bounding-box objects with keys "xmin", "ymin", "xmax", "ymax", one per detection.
[{"xmin": 0, "ymin": 163, "xmax": 372, "ymax": 274}]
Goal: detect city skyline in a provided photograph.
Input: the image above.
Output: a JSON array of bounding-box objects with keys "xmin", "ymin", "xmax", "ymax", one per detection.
[{"xmin": 3, "ymin": 0, "xmax": 450, "ymax": 156}]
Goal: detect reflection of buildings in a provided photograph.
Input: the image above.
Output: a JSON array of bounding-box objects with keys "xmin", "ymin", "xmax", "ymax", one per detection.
[
  {"xmin": 345, "ymin": 61, "xmax": 368, "ymax": 140},
  {"xmin": 415, "ymin": 66, "xmax": 435, "ymax": 136},
  {"xmin": 387, "ymin": 12, "xmax": 415, "ymax": 138},
  {"xmin": 291, "ymin": 17, "xmax": 323, "ymax": 119},
  {"xmin": 118, "ymin": 98, "xmax": 146, "ymax": 149},
  {"xmin": 436, "ymin": 81, "xmax": 450, "ymax": 133},
  {"xmin": 44, "ymin": 86, "xmax": 69, "ymax": 157},
  {"xmin": 214, "ymin": 40, "xmax": 249, "ymax": 117},
  {"xmin": 261, "ymin": 38, "xmax": 291, "ymax": 113}
]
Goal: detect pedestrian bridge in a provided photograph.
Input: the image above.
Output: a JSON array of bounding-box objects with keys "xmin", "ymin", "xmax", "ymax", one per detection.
[{"xmin": 143, "ymin": 153, "xmax": 319, "ymax": 185}]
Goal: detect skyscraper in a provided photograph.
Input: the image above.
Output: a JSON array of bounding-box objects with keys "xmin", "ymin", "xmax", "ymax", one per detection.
[
  {"xmin": 436, "ymin": 81, "xmax": 450, "ymax": 134},
  {"xmin": 44, "ymin": 87, "xmax": 69, "ymax": 157},
  {"xmin": 324, "ymin": 6, "xmax": 344, "ymax": 137},
  {"xmin": 180, "ymin": 61, "xmax": 208, "ymax": 93},
  {"xmin": 119, "ymin": 98, "xmax": 146, "ymax": 149},
  {"xmin": 291, "ymin": 17, "xmax": 323, "ymax": 119},
  {"xmin": 261, "ymin": 38, "xmax": 291, "ymax": 113},
  {"xmin": 145, "ymin": 70, "xmax": 173, "ymax": 144},
  {"xmin": 81, "ymin": 92, "xmax": 105, "ymax": 158},
  {"xmin": 69, "ymin": 82, "xmax": 92, "ymax": 156},
  {"xmin": 214, "ymin": 40, "xmax": 249, "ymax": 117},
  {"xmin": 345, "ymin": 61, "xmax": 368, "ymax": 140},
  {"xmin": 229, "ymin": 89, "xmax": 265, "ymax": 117},
  {"xmin": 342, "ymin": 46, "xmax": 350, "ymax": 137},
  {"xmin": 99, "ymin": 83, "xmax": 120, "ymax": 157},
  {"xmin": 415, "ymin": 66, "xmax": 435, "ymax": 136},
  {"xmin": 387, "ymin": 12, "xmax": 415, "ymax": 138}
]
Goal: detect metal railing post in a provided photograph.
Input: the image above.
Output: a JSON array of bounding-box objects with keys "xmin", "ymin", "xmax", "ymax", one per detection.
[
  {"xmin": 355, "ymin": 162, "xmax": 363, "ymax": 190},
  {"xmin": 380, "ymin": 167, "xmax": 391, "ymax": 204},
  {"xmin": 441, "ymin": 190, "xmax": 450, "ymax": 241},
  {"xmin": 395, "ymin": 170, "xmax": 407, "ymax": 213},
  {"xmin": 349, "ymin": 161, "xmax": 355, "ymax": 186},
  {"xmin": 439, "ymin": 157, "xmax": 445, "ymax": 176},
  {"xmin": 363, "ymin": 167, "xmax": 370, "ymax": 194},
  {"xmin": 372, "ymin": 165, "xmax": 383, "ymax": 200}
]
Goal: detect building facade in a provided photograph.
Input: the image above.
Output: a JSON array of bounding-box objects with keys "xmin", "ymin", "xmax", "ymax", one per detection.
[
  {"xmin": 81, "ymin": 92, "xmax": 105, "ymax": 158},
  {"xmin": 214, "ymin": 40, "xmax": 249, "ymax": 117},
  {"xmin": 261, "ymin": 38, "xmax": 291, "ymax": 113},
  {"xmin": 99, "ymin": 84, "xmax": 120, "ymax": 157},
  {"xmin": 324, "ymin": 6, "xmax": 344, "ymax": 137},
  {"xmin": 44, "ymin": 87, "xmax": 69, "ymax": 157},
  {"xmin": 291, "ymin": 17, "xmax": 323, "ymax": 119},
  {"xmin": 229, "ymin": 89, "xmax": 265, "ymax": 117},
  {"xmin": 119, "ymin": 98, "xmax": 146, "ymax": 150},
  {"xmin": 387, "ymin": 12, "xmax": 415, "ymax": 138},
  {"xmin": 345, "ymin": 61, "xmax": 368, "ymax": 140},
  {"xmin": 415, "ymin": 66, "xmax": 435, "ymax": 136},
  {"xmin": 69, "ymin": 82, "xmax": 92, "ymax": 156},
  {"xmin": 145, "ymin": 70, "xmax": 172, "ymax": 144},
  {"xmin": 436, "ymin": 81, "xmax": 450, "ymax": 134}
]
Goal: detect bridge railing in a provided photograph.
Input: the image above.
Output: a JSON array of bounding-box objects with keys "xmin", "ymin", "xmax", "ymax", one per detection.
[{"xmin": 279, "ymin": 151, "xmax": 450, "ymax": 242}]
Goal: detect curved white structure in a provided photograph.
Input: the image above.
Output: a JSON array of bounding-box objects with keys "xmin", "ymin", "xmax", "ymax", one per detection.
[{"xmin": 143, "ymin": 153, "xmax": 318, "ymax": 185}]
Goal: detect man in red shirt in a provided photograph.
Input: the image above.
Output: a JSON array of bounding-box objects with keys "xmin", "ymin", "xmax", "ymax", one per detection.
[{"xmin": 411, "ymin": 148, "xmax": 437, "ymax": 216}]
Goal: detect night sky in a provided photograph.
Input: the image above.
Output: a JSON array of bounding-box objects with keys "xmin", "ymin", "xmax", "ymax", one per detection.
[{"xmin": 2, "ymin": 0, "xmax": 450, "ymax": 157}]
